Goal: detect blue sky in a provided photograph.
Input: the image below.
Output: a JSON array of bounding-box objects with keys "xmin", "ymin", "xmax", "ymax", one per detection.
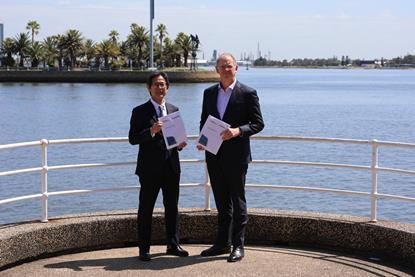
[{"xmin": 1, "ymin": 0, "xmax": 414, "ymax": 60}]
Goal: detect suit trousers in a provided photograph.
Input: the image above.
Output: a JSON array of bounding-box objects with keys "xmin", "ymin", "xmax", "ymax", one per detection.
[
  {"xmin": 137, "ymin": 159, "xmax": 180, "ymax": 251},
  {"xmin": 206, "ymin": 158, "xmax": 248, "ymax": 248}
]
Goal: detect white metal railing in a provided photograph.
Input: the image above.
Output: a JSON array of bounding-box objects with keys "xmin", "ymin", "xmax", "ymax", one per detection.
[{"xmin": 1, "ymin": 136, "xmax": 415, "ymax": 223}]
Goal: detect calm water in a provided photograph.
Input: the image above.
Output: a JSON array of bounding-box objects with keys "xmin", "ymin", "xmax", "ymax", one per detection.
[{"xmin": 1, "ymin": 68, "xmax": 414, "ymax": 225}]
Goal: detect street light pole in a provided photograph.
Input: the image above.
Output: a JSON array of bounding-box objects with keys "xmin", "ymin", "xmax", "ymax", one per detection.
[{"xmin": 149, "ymin": 0, "xmax": 155, "ymax": 69}]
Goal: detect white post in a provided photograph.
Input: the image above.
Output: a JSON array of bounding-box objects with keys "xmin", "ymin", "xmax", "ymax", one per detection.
[
  {"xmin": 370, "ymin": 140, "xmax": 378, "ymax": 222},
  {"xmin": 204, "ymin": 163, "xmax": 211, "ymax": 211},
  {"xmin": 149, "ymin": 0, "xmax": 155, "ymax": 69},
  {"xmin": 41, "ymin": 139, "xmax": 49, "ymax": 222}
]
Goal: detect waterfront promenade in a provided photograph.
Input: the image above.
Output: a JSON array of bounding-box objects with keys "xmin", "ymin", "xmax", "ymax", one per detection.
[
  {"xmin": 3, "ymin": 244, "xmax": 413, "ymax": 276},
  {"xmin": 1, "ymin": 209, "xmax": 414, "ymax": 275}
]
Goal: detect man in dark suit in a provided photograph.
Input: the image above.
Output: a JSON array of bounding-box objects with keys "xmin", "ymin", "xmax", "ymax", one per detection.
[
  {"xmin": 129, "ymin": 71, "xmax": 189, "ymax": 261},
  {"xmin": 198, "ymin": 53, "xmax": 264, "ymax": 262}
]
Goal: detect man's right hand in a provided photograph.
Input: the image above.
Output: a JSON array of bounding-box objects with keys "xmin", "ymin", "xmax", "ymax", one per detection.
[{"xmin": 151, "ymin": 121, "xmax": 163, "ymax": 135}]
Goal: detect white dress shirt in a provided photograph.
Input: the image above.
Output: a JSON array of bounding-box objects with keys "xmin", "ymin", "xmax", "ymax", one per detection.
[
  {"xmin": 150, "ymin": 98, "xmax": 167, "ymax": 117},
  {"xmin": 217, "ymin": 79, "xmax": 236, "ymax": 120}
]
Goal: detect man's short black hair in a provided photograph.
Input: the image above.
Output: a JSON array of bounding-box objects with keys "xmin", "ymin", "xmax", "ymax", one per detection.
[{"xmin": 146, "ymin": 71, "xmax": 170, "ymax": 88}]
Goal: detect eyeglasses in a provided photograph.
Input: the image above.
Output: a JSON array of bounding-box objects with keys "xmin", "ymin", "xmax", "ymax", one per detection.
[
  {"xmin": 217, "ymin": 64, "xmax": 235, "ymax": 70},
  {"xmin": 152, "ymin": 82, "xmax": 167, "ymax": 88}
]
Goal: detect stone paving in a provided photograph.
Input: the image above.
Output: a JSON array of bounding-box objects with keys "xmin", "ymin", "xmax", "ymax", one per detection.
[{"xmin": 2, "ymin": 244, "xmax": 413, "ymax": 277}]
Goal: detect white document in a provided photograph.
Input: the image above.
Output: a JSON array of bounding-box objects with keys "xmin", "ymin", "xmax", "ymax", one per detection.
[
  {"xmin": 197, "ymin": 115, "xmax": 230, "ymax": 155},
  {"xmin": 159, "ymin": 111, "xmax": 187, "ymax": 149}
]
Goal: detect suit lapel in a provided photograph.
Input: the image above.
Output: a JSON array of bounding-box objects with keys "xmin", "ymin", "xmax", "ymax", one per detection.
[
  {"xmin": 166, "ymin": 102, "xmax": 174, "ymax": 115},
  {"xmin": 145, "ymin": 100, "xmax": 158, "ymax": 123},
  {"xmin": 210, "ymin": 86, "xmax": 221, "ymax": 119}
]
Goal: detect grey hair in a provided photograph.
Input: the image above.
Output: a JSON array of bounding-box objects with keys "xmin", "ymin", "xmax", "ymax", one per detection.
[{"xmin": 216, "ymin": 53, "xmax": 237, "ymax": 66}]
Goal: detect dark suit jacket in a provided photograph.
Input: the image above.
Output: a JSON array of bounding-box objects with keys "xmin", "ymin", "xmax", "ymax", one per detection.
[
  {"xmin": 129, "ymin": 100, "xmax": 180, "ymax": 176},
  {"xmin": 200, "ymin": 81, "xmax": 264, "ymax": 165}
]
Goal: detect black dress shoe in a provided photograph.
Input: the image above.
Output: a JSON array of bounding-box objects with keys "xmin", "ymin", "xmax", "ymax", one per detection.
[
  {"xmin": 200, "ymin": 245, "xmax": 232, "ymax": 257},
  {"xmin": 166, "ymin": 245, "xmax": 189, "ymax": 257},
  {"xmin": 227, "ymin": 246, "xmax": 244, "ymax": 262},
  {"xmin": 139, "ymin": 252, "xmax": 151, "ymax": 261}
]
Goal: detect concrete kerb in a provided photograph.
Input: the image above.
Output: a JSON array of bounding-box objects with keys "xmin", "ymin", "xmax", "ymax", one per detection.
[
  {"xmin": 0, "ymin": 208, "xmax": 414, "ymax": 270},
  {"xmin": 0, "ymin": 70, "xmax": 220, "ymax": 83}
]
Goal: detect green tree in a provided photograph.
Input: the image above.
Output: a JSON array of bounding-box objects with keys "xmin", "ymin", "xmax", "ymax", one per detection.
[
  {"xmin": 55, "ymin": 34, "xmax": 66, "ymax": 69},
  {"xmin": 1, "ymin": 38, "xmax": 16, "ymax": 67},
  {"xmin": 96, "ymin": 39, "xmax": 120, "ymax": 69},
  {"xmin": 42, "ymin": 36, "xmax": 59, "ymax": 68},
  {"xmin": 14, "ymin": 32, "xmax": 31, "ymax": 67},
  {"xmin": 27, "ymin": 41, "xmax": 44, "ymax": 67},
  {"xmin": 162, "ymin": 37, "xmax": 181, "ymax": 67},
  {"xmin": 402, "ymin": 54, "xmax": 415, "ymax": 64},
  {"xmin": 62, "ymin": 29, "xmax": 84, "ymax": 68},
  {"xmin": 175, "ymin": 32, "xmax": 192, "ymax": 67},
  {"xmin": 155, "ymin": 23, "xmax": 168, "ymax": 67},
  {"xmin": 82, "ymin": 39, "xmax": 96, "ymax": 68},
  {"xmin": 119, "ymin": 40, "xmax": 133, "ymax": 68},
  {"xmin": 127, "ymin": 24, "xmax": 149, "ymax": 68},
  {"xmin": 26, "ymin": 20, "xmax": 40, "ymax": 44},
  {"xmin": 108, "ymin": 30, "xmax": 119, "ymax": 45}
]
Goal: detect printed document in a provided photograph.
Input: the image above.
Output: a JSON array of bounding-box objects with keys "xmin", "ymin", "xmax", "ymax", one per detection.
[
  {"xmin": 159, "ymin": 111, "xmax": 187, "ymax": 149},
  {"xmin": 197, "ymin": 115, "xmax": 230, "ymax": 155}
]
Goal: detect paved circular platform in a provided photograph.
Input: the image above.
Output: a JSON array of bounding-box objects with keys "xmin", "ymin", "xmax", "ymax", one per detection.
[{"xmin": 2, "ymin": 244, "xmax": 413, "ymax": 277}]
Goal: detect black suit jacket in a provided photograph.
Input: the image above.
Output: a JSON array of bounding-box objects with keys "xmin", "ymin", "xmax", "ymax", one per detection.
[
  {"xmin": 200, "ymin": 81, "xmax": 264, "ymax": 164},
  {"xmin": 129, "ymin": 100, "xmax": 180, "ymax": 176}
]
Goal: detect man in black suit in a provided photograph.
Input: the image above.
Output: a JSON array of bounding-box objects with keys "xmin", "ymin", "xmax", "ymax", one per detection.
[
  {"xmin": 129, "ymin": 71, "xmax": 189, "ymax": 261},
  {"xmin": 198, "ymin": 53, "xmax": 264, "ymax": 262}
]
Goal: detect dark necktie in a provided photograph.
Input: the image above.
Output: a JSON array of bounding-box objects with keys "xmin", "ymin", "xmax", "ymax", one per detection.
[{"xmin": 158, "ymin": 106, "xmax": 164, "ymax": 118}]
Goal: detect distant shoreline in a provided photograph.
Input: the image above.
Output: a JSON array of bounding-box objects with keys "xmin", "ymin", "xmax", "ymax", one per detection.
[
  {"xmin": 251, "ymin": 65, "xmax": 415, "ymax": 70},
  {"xmin": 0, "ymin": 70, "xmax": 220, "ymax": 83}
]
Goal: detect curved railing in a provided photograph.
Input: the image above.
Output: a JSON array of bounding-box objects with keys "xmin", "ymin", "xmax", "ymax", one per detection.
[{"xmin": 1, "ymin": 136, "xmax": 414, "ymax": 223}]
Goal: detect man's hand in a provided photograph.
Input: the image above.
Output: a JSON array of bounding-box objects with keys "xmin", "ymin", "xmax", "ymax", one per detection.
[
  {"xmin": 221, "ymin": 127, "xmax": 241, "ymax": 141},
  {"xmin": 151, "ymin": 121, "xmax": 163, "ymax": 135},
  {"xmin": 196, "ymin": 144, "xmax": 205, "ymax": 151},
  {"xmin": 178, "ymin": 141, "xmax": 187, "ymax": 150}
]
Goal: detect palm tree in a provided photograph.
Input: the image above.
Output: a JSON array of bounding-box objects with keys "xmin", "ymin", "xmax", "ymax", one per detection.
[
  {"xmin": 120, "ymin": 40, "xmax": 134, "ymax": 69},
  {"xmin": 42, "ymin": 36, "xmax": 59, "ymax": 68},
  {"xmin": 128, "ymin": 24, "xmax": 149, "ymax": 69},
  {"xmin": 62, "ymin": 29, "xmax": 84, "ymax": 68},
  {"xmin": 26, "ymin": 20, "xmax": 40, "ymax": 44},
  {"xmin": 14, "ymin": 33, "xmax": 31, "ymax": 67},
  {"xmin": 163, "ymin": 37, "xmax": 180, "ymax": 68},
  {"xmin": 175, "ymin": 32, "xmax": 192, "ymax": 67},
  {"xmin": 82, "ymin": 39, "xmax": 96, "ymax": 68},
  {"xmin": 55, "ymin": 34, "xmax": 66, "ymax": 70},
  {"xmin": 27, "ymin": 41, "xmax": 44, "ymax": 67},
  {"xmin": 1, "ymin": 38, "xmax": 16, "ymax": 67},
  {"xmin": 108, "ymin": 30, "xmax": 119, "ymax": 45},
  {"xmin": 96, "ymin": 39, "xmax": 120, "ymax": 69},
  {"xmin": 155, "ymin": 24, "xmax": 168, "ymax": 67}
]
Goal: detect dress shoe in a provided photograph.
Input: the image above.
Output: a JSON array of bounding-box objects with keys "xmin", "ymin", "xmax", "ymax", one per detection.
[
  {"xmin": 139, "ymin": 252, "xmax": 151, "ymax": 261},
  {"xmin": 200, "ymin": 245, "xmax": 232, "ymax": 257},
  {"xmin": 227, "ymin": 246, "xmax": 244, "ymax": 262},
  {"xmin": 166, "ymin": 245, "xmax": 189, "ymax": 257}
]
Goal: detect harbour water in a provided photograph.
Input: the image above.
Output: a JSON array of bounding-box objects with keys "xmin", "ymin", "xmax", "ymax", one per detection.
[{"xmin": 0, "ymin": 68, "xmax": 414, "ymax": 225}]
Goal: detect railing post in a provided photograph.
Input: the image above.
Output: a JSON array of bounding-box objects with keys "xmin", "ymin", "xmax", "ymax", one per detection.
[
  {"xmin": 41, "ymin": 139, "xmax": 49, "ymax": 223},
  {"xmin": 204, "ymin": 163, "xmax": 211, "ymax": 211},
  {"xmin": 370, "ymin": 140, "xmax": 378, "ymax": 222}
]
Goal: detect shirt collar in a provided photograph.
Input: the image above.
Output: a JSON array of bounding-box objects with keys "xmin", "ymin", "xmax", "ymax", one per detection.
[
  {"xmin": 150, "ymin": 98, "xmax": 166, "ymax": 111},
  {"xmin": 218, "ymin": 79, "xmax": 237, "ymax": 92}
]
